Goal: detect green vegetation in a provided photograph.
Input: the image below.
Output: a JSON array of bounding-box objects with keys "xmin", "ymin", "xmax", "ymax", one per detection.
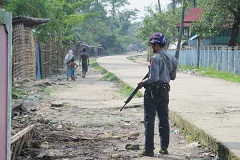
[
  {"xmin": 127, "ymin": 56, "xmax": 240, "ymax": 83},
  {"xmin": 100, "ymin": 72, "xmax": 142, "ymax": 98},
  {"xmin": 12, "ymin": 87, "xmax": 23, "ymax": 99},
  {"xmin": 101, "ymin": 72, "xmax": 118, "ymax": 81},
  {"xmin": 90, "ymin": 58, "xmax": 107, "ymax": 74},
  {"xmin": 136, "ymin": 7, "xmax": 180, "ymax": 48},
  {"xmin": 37, "ymin": 86, "xmax": 52, "ymax": 95},
  {"xmin": 119, "ymin": 81, "xmax": 142, "ymax": 98},
  {"xmin": 12, "ymin": 83, "xmax": 52, "ymax": 100},
  {"xmin": 6, "ymin": 0, "xmax": 144, "ymax": 54},
  {"xmin": 191, "ymin": 0, "xmax": 240, "ymax": 46},
  {"xmin": 103, "ymin": 123, "xmax": 111, "ymax": 129},
  {"xmin": 186, "ymin": 134, "xmax": 197, "ymax": 143},
  {"xmin": 179, "ymin": 65, "xmax": 240, "ymax": 83},
  {"xmin": 127, "ymin": 57, "xmax": 136, "ymax": 63},
  {"xmin": 90, "ymin": 58, "xmax": 143, "ymax": 98},
  {"xmin": 177, "ymin": 128, "xmax": 196, "ymax": 142},
  {"xmin": 85, "ymin": 112, "xmax": 93, "ymax": 116},
  {"xmin": 6, "ymin": 0, "xmax": 238, "ymax": 56}
]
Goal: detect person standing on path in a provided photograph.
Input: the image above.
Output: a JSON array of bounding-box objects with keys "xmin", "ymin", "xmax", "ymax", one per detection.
[
  {"xmin": 79, "ymin": 48, "xmax": 90, "ymax": 78},
  {"xmin": 138, "ymin": 32, "xmax": 178, "ymax": 157},
  {"xmin": 69, "ymin": 58, "xmax": 78, "ymax": 81},
  {"xmin": 64, "ymin": 49, "xmax": 74, "ymax": 81}
]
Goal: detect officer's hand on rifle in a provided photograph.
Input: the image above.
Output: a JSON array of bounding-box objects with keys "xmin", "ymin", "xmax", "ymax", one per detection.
[{"xmin": 138, "ymin": 81, "xmax": 144, "ymax": 89}]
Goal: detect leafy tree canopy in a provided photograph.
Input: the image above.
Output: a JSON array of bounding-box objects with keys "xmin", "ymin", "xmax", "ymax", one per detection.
[
  {"xmin": 136, "ymin": 6, "xmax": 180, "ymax": 47},
  {"xmin": 6, "ymin": 0, "xmax": 49, "ymax": 17},
  {"xmin": 191, "ymin": 0, "xmax": 240, "ymax": 46},
  {"xmin": 6, "ymin": 0, "xmax": 177, "ymax": 52}
]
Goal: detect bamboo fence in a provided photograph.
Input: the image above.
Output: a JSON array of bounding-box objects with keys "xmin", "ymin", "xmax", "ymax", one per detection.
[{"xmin": 12, "ymin": 24, "xmax": 36, "ymax": 83}]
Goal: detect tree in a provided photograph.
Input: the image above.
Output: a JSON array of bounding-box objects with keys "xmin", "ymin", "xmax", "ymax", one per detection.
[
  {"xmin": 172, "ymin": 0, "xmax": 176, "ymax": 14},
  {"xmin": 168, "ymin": 0, "xmax": 198, "ymax": 11},
  {"xmin": 117, "ymin": 9, "xmax": 138, "ymax": 35},
  {"xmin": 7, "ymin": 0, "xmax": 141, "ymax": 53},
  {"xmin": 6, "ymin": 0, "xmax": 48, "ymax": 17},
  {"xmin": 193, "ymin": 0, "xmax": 196, "ymax": 7},
  {"xmin": 6, "ymin": 0, "xmax": 93, "ymax": 43},
  {"xmin": 175, "ymin": 0, "xmax": 186, "ymax": 60},
  {"xmin": 167, "ymin": 0, "xmax": 181, "ymax": 11},
  {"xmin": 157, "ymin": 0, "xmax": 161, "ymax": 13},
  {"xmin": 101, "ymin": 0, "xmax": 129, "ymax": 20},
  {"xmin": 191, "ymin": 0, "xmax": 240, "ymax": 46},
  {"xmin": 136, "ymin": 7, "xmax": 179, "ymax": 47}
]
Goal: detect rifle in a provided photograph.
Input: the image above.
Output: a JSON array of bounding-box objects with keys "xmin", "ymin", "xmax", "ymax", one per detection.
[{"xmin": 120, "ymin": 72, "xmax": 149, "ymax": 111}]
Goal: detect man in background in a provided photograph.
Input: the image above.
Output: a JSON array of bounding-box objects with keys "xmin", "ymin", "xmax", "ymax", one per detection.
[{"xmin": 79, "ymin": 48, "xmax": 90, "ymax": 78}]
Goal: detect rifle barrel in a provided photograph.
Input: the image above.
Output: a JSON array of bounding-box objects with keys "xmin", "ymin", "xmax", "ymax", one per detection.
[
  {"xmin": 120, "ymin": 103, "xmax": 126, "ymax": 111},
  {"xmin": 120, "ymin": 72, "xmax": 149, "ymax": 111}
]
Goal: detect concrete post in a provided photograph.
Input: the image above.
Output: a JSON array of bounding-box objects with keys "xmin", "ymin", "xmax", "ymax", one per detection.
[
  {"xmin": 0, "ymin": 1, "xmax": 12, "ymax": 159},
  {"xmin": 196, "ymin": 38, "xmax": 200, "ymax": 68}
]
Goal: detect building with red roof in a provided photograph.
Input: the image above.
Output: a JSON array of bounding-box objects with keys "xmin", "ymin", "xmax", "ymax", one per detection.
[
  {"xmin": 183, "ymin": 8, "xmax": 203, "ymax": 27},
  {"xmin": 178, "ymin": 8, "xmax": 240, "ymax": 47},
  {"xmin": 178, "ymin": 8, "xmax": 203, "ymax": 39}
]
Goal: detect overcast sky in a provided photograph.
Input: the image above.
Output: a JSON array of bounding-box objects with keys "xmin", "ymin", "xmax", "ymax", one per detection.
[{"xmin": 126, "ymin": 0, "xmax": 172, "ymax": 20}]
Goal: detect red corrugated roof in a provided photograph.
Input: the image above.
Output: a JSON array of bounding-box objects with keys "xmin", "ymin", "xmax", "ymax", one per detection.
[
  {"xmin": 184, "ymin": 8, "xmax": 203, "ymax": 22},
  {"xmin": 182, "ymin": 23, "xmax": 191, "ymax": 27},
  {"xmin": 177, "ymin": 8, "xmax": 203, "ymax": 27}
]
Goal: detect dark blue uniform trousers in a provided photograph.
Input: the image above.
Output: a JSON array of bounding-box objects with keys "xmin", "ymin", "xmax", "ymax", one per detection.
[{"xmin": 144, "ymin": 88, "xmax": 170, "ymax": 151}]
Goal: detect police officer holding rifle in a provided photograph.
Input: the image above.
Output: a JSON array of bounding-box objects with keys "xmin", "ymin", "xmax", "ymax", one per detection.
[{"xmin": 138, "ymin": 32, "xmax": 178, "ymax": 157}]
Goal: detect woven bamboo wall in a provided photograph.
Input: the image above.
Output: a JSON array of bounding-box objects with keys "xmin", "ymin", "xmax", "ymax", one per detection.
[
  {"xmin": 40, "ymin": 41, "xmax": 65, "ymax": 78},
  {"xmin": 13, "ymin": 23, "xmax": 66, "ymax": 80},
  {"xmin": 12, "ymin": 24, "xmax": 36, "ymax": 83}
]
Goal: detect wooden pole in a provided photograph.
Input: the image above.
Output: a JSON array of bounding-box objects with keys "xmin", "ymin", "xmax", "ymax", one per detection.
[
  {"xmin": 175, "ymin": 0, "xmax": 186, "ymax": 60},
  {"xmin": 158, "ymin": 0, "xmax": 162, "ymax": 13}
]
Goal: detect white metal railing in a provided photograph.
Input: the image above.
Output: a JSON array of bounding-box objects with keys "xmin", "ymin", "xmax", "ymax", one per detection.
[{"xmin": 168, "ymin": 47, "xmax": 240, "ymax": 74}]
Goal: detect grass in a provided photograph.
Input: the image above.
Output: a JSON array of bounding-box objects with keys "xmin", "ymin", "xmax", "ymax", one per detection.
[
  {"xmin": 12, "ymin": 82, "xmax": 53, "ymax": 100},
  {"xmin": 187, "ymin": 134, "xmax": 197, "ymax": 143},
  {"xmin": 90, "ymin": 58, "xmax": 143, "ymax": 98},
  {"xmin": 119, "ymin": 81, "xmax": 142, "ymax": 98},
  {"xmin": 12, "ymin": 87, "xmax": 23, "ymax": 99},
  {"xmin": 127, "ymin": 56, "xmax": 136, "ymax": 62},
  {"xmin": 103, "ymin": 123, "xmax": 111, "ymax": 129},
  {"xmin": 37, "ymin": 86, "xmax": 52, "ymax": 95},
  {"xmin": 101, "ymin": 72, "xmax": 118, "ymax": 81},
  {"xmin": 179, "ymin": 65, "xmax": 240, "ymax": 83},
  {"xmin": 95, "ymin": 54, "xmax": 240, "ymax": 83},
  {"xmin": 90, "ymin": 58, "xmax": 107, "ymax": 74},
  {"xmin": 127, "ymin": 54, "xmax": 240, "ymax": 83}
]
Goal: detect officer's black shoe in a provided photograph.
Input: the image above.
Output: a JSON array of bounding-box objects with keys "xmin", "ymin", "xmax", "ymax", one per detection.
[
  {"xmin": 140, "ymin": 150, "xmax": 154, "ymax": 157},
  {"xmin": 159, "ymin": 148, "xmax": 168, "ymax": 155}
]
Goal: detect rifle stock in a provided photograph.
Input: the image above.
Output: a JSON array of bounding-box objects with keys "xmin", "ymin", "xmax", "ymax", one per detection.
[{"xmin": 120, "ymin": 72, "xmax": 149, "ymax": 111}]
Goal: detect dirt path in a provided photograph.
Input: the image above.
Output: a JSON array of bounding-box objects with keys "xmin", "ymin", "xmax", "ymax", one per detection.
[{"xmin": 13, "ymin": 58, "xmax": 218, "ymax": 160}]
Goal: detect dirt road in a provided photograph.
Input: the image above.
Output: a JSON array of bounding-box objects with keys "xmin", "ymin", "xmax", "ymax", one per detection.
[{"xmin": 13, "ymin": 57, "xmax": 218, "ymax": 160}]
